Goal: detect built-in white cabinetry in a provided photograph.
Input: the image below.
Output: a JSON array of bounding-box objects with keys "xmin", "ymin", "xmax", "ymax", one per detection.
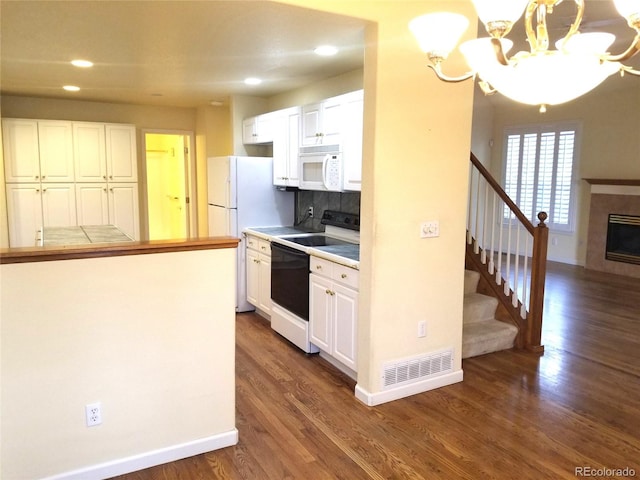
[
  {"xmin": 309, "ymin": 256, "xmax": 359, "ymax": 373},
  {"xmin": 3, "ymin": 119, "xmax": 75, "ymax": 183},
  {"xmin": 272, "ymin": 107, "xmax": 301, "ymax": 187},
  {"xmin": 301, "ymin": 95, "xmax": 344, "ymax": 146},
  {"xmin": 105, "ymin": 124, "xmax": 138, "ymax": 182},
  {"xmin": 75, "ymin": 182, "xmax": 140, "ymax": 240},
  {"xmin": 243, "ymin": 113, "xmax": 274, "ymax": 145},
  {"xmin": 2, "ymin": 118, "xmax": 139, "ymax": 247},
  {"xmin": 5, "ymin": 182, "xmax": 77, "ymax": 247},
  {"xmin": 240, "ymin": 89, "xmax": 363, "ymax": 191},
  {"xmin": 246, "ymin": 235, "xmax": 273, "ymax": 316},
  {"xmin": 340, "ymin": 90, "xmax": 364, "ymax": 191},
  {"xmin": 73, "ymin": 122, "xmax": 107, "ymax": 182}
]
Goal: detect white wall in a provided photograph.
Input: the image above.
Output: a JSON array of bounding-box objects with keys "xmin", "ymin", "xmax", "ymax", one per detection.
[
  {"xmin": 490, "ymin": 84, "xmax": 640, "ymax": 265},
  {"xmin": 278, "ymin": 0, "xmax": 476, "ymax": 404},
  {"xmin": 1, "ymin": 248, "xmax": 237, "ymax": 479}
]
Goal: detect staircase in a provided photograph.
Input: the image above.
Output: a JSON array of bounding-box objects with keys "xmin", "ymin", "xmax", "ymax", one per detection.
[
  {"xmin": 464, "ymin": 152, "xmax": 549, "ymax": 356},
  {"xmin": 463, "ymin": 269, "xmax": 518, "ymax": 358}
]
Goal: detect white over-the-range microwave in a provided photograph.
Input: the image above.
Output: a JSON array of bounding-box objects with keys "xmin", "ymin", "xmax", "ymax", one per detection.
[{"xmin": 298, "ymin": 144, "xmax": 343, "ymax": 192}]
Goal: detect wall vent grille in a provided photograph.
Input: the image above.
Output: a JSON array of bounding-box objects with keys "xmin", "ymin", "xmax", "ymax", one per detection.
[{"xmin": 381, "ymin": 349, "xmax": 454, "ymax": 390}]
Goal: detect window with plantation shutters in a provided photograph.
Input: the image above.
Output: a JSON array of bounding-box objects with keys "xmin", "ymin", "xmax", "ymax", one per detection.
[{"xmin": 502, "ymin": 123, "xmax": 579, "ymax": 232}]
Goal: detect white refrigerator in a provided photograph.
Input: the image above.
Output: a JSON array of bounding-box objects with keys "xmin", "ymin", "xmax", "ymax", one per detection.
[{"xmin": 207, "ymin": 156, "xmax": 295, "ymax": 312}]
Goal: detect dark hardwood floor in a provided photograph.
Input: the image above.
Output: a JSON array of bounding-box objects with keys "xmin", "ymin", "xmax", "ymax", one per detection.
[{"xmin": 114, "ymin": 262, "xmax": 640, "ymax": 479}]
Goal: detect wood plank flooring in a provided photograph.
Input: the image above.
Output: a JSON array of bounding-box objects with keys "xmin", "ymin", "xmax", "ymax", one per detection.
[{"xmin": 113, "ymin": 262, "xmax": 640, "ymax": 479}]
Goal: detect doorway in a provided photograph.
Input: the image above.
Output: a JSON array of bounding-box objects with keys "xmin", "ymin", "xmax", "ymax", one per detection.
[{"xmin": 143, "ymin": 131, "xmax": 196, "ymax": 240}]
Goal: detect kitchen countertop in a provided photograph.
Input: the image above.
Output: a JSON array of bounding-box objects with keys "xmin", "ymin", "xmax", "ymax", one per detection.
[
  {"xmin": 40, "ymin": 225, "xmax": 133, "ymax": 246},
  {"xmin": 243, "ymin": 226, "xmax": 360, "ymax": 269}
]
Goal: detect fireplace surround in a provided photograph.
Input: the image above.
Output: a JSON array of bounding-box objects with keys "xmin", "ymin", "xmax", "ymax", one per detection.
[{"xmin": 585, "ymin": 179, "xmax": 640, "ymax": 279}]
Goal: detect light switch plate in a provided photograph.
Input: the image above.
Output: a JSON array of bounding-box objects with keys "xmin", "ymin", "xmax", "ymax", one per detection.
[{"xmin": 420, "ymin": 221, "xmax": 439, "ymax": 238}]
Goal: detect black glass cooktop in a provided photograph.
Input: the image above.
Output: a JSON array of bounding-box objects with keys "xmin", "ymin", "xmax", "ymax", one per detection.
[{"xmin": 286, "ymin": 235, "xmax": 353, "ymax": 247}]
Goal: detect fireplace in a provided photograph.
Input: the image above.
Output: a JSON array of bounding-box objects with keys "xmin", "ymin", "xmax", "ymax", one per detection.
[
  {"xmin": 606, "ymin": 214, "xmax": 640, "ymax": 265},
  {"xmin": 585, "ymin": 179, "xmax": 640, "ymax": 279}
]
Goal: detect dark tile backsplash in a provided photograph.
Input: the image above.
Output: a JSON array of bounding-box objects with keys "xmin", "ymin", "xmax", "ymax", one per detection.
[{"xmin": 295, "ymin": 190, "xmax": 361, "ymax": 231}]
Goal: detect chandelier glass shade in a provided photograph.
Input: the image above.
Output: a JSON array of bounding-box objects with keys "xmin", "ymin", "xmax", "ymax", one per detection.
[{"xmin": 409, "ymin": 0, "xmax": 640, "ymax": 111}]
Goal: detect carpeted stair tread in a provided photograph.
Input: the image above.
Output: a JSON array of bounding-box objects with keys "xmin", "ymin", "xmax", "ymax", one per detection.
[
  {"xmin": 463, "ymin": 293, "xmax": 499, "ymax": 324},
  {"xmin": 462, "ymin": 320, "xmax": 518, "ymax": 358},
  {"xmin": 464, "ymin": 269, "xmax": 480, "ymax": 295}
]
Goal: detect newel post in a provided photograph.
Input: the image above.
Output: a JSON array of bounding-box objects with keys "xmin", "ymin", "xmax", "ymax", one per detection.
[{"xmin": 527, "ymin": 211, "xmax": 548, "ymax": 354}]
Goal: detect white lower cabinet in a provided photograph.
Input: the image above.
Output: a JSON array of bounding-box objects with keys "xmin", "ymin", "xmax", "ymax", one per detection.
[
  {"xmin": 6, "ymin": 183, "xmax": 77, "ymax": 247},
  {"xmin": 309, "ymin": 256, "xmax": 359, "ymax": 372},
  {"xmin": 75, "ymin": 183, "xmax": 139, "ymax": 240},
  {"xmin": 246, "ymin": 235, "xmax": 272, "ymax": 316}
]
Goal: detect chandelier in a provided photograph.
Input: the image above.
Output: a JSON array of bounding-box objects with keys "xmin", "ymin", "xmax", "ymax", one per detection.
[{"xmin": 409, "ymin": 0, "xmax": 640, "ymax": 112}]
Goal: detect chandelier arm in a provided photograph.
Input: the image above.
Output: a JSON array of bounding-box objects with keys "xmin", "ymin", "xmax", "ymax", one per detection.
[
  {"xmin": 426, "ymin": 64, "xmax": 475, "ymax": 83},
  {"xmin": 524, "ymin": 1, "xmax": 539, "ymax": 52},
  {"xmin": 490, "ymin": 38, "xmax": 509, "ymax": 66},
  {"xmin": 557, "ymin": 0, "xmax": 585, "ymax": 50},
  {"xmin": 604, "ymin": 34, "xmax": 640, "ymax": 63},
  {"xmin": 621, "ymin": 67, "xmax": 640, "ymax": 76}
]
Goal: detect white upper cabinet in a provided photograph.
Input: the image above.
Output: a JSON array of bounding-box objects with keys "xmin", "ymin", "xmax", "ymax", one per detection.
[
  {"xmin": 340, "ymin": 90, "xmax": 364, "ymax": 191},
  {"xmin": 37, "ymin": 120, "xmax": 75, "ymax": 182},
  {"xmin": 301, "ymin": 95, "xmax": 343, "ymax": 146},
  {"xmin": 272, "ymin": 107, "xmax": 301, "ymax": 187},
  {"xmin": 300, "ymin": 90, "xmax": 364, "ymax": 191},
  {"xmin": 73, "ymin": 122, "xmax": 107, "ymax": 182},
  {"xmin": 105, "ymin": 124, "xmax": 138, "ymax": 182},
  {"xmin": 2, "ymin": 119, "xmax": 40, "ymax": 183},
  {"xmin": 2, "ymin": 119, "xmax": 74, "ymax": 183},
  {"xmin": 243, "ymin": 113, "xmax": 274, "ymax": 144}
]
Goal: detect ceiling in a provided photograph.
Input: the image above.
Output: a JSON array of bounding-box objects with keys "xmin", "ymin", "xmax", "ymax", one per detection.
[
  {"xmin": 1, "ymin": 1, "xmax": 637, "ymax": 110},
  {"xmin": 0, "ymin": 1, "xmax": 367, "ymax": 108}
]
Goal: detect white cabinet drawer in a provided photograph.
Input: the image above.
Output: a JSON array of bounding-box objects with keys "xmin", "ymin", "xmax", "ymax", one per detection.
[
  {"xmin": 257, "ymin": 239, "xmax": 271, "ymax": 256},
  {"xmin": 246, "ymin": 235, "xmax": 271, "ymax": 255},
  {"xmin": 332, "ymin": 262, "xmax": 359, "ymax": 289},
  {"xmin": 310, "ymin": 256, "xmax": 359, "ymax": 289}
]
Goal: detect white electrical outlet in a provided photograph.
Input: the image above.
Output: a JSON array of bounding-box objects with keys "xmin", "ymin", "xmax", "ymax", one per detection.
[
  {"xmin": 308, "ymin": 206, "xmax": 314, "ymax": 218},
  {"xmin": 85, "ymin": 402, "xmax": 102, "ymax": 427},
  {"xmin": 418, "ymin": 321, "xmax": 427, "ymax": 338}
]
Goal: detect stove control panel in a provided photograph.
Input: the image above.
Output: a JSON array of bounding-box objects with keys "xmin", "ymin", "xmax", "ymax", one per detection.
[{"xmin": 321, "ymin": 210, "xmax": 360, "ymax": 231}]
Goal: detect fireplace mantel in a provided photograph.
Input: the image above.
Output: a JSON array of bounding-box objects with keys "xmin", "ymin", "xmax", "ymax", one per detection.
[
  {"xmin": 583, "ymin": 179, "xmax": 640, "ymax": 197},
  {"xmin": 583, "ymin": 179, "xmax": 640, "ymax": 186}
]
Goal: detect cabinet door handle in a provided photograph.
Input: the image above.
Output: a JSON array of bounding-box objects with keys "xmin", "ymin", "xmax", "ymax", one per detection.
[
  {"xmin": 261, "ymin": 246, "xmax": 266, "ymax": 250},
  {"xmin": 341, "ymin": 273, "xmax": 347, "ymax": 279},
  {"xmin": 109, "ymin": 175, "xmax": 113, "ymax": 180},
  {"xmin": 42, "ymin": 188, "xmax": 47, "ymax": 192},
  {"xmin": 103, "ymin": 175, "xmax": 107, "ymax": 179},
  {"xmin": 316, "ymin": 265, "xmax": 322, "ymax": 270},
  {"xmin": 35, "ymin": 175, "xmax": 40, "ymax": 179}
]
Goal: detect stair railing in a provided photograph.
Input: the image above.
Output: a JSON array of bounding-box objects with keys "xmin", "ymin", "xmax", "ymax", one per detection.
[{"xmin": 467, "ymin": 153, "xmax": 547, "ymax": 353}]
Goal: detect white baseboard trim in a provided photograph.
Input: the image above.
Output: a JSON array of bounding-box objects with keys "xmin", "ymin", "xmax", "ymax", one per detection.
[
  {"xmin": 42, "ymin": 429, "xmax": 239, "ymax": 480},
  {"xmin": 354, "ymin": 370, "xmax": 463, "ymax": 406}
]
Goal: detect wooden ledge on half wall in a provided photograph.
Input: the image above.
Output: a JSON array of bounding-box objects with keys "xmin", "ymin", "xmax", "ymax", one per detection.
[{"xmin": 0, "ymin": 236, "xmax": 240, "ymax": 264}]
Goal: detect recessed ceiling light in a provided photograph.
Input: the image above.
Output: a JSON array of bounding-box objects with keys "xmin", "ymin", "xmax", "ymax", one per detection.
[
  {"xmin": 63, "ymin": 85, "xmax": 80, "ymax": 92},
  {"xmin": 314, "ymin": 45, "xmax": 338, "ymax": 56},
  {"xmin": 71, "ymin": 59, "xmax": 93, "ymax": 68},
  {"xmin": 244, "ymin": 77, "xmax": 262, "ymax": 86}
]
